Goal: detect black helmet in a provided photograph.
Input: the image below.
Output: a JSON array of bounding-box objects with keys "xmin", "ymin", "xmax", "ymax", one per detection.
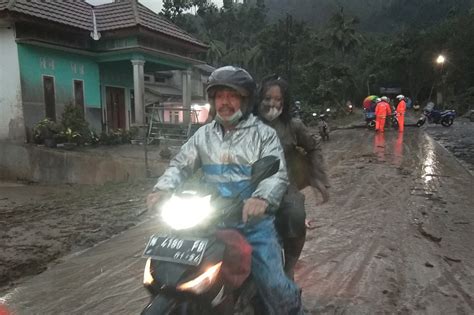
[
  {"xmin": 207, "ymin": 66, "xmax": 256, "ymax": 97},
  {"xmin": 206, "ymin": 66, "xmax": 256, "ymax": 117}
]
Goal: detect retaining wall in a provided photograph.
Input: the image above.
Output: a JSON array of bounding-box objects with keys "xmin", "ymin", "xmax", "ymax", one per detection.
[{"xmin": 0, "ymin": 142, "xmax": 168, "ymax": 184}]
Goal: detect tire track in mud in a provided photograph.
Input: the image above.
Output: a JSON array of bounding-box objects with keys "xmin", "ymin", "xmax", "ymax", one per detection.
[
  {"xmin": 300, "ymin": 130, "xmax": 441, "ymax": 314},
  {"xmin": 300, "ymin": 135, "xmax": 392, "ymax": 311}
]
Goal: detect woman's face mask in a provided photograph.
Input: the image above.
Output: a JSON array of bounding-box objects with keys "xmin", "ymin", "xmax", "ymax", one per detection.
[{"xmin": 259, "ymin": 85, "xmax": 283, "ymax": 122}]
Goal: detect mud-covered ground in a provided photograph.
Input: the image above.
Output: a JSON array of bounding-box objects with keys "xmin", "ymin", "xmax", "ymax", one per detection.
[
  {"xmin": 1, "ymin": 110, "xmax": 473, "ymax": 314},
  {"xmin": 0, "ymin": 179, "xmax": 154, "ymax": 289}
]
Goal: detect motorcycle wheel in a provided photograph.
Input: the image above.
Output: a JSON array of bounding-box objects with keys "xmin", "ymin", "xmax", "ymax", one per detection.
[
  {"xmin": 441, "ymin": 117, "xmax": 454, "ymax": 127},
  {"xmin": 142, "ymin": 296, "xmax": 201, "ymax": 315},
  {"xmin": 392, "ymin": 119, "xmax": 399, "ymax": 130},
  {"xmin": 367, "ymin": 120, "xmax": 376, "ymax": 130}
]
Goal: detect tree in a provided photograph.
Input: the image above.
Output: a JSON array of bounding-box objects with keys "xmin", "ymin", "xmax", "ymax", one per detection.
[{"xmin": 325, "ymin": 6, "xmax": 363, "ymax": 63}]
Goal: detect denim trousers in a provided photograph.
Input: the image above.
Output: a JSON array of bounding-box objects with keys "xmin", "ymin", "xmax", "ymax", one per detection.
[{"xmin": 236, "ymin": 217, "xmax": 304, "ymax": 315}]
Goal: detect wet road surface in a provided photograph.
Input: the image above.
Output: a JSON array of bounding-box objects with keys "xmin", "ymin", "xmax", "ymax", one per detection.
[{"xmin": 2, "ymin": 128, "xmax": 473, "ymax": 314}]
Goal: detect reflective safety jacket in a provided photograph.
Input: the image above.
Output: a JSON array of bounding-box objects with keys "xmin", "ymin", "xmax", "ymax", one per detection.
[
  {"xmin": 154, "ymin": 114, "xmax": 289, "ymax": 210},
  {"xmin": 397, "ymin": 100, "xmax": 406, "ymax": 115},
  {"xmin": 375, "ymin": 101, "xmax": 392, "ymax": 118}
]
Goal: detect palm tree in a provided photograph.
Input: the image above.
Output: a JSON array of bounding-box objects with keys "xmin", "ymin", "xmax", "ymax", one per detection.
[{"xmin": 325, "ymin": 6, "xmax": 362, "ymax": 63}]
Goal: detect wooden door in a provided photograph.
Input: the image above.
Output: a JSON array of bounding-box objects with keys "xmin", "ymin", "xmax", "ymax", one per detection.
[
  {"xmin": 74, "ymin": 80, "xmax": 85, "ymax": 116},
  {"xmin": 106, "ymin": 87, "xmax": 126, "ymax": 130},
  {"xmin": 43, "ymin": 76, "xmax": 56, "ymax": 121}
]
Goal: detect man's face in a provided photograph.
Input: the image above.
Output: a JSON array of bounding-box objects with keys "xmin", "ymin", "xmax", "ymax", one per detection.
[{"xmin": 214, "ymin": 88, "xmax": 243, "ymax": 120}]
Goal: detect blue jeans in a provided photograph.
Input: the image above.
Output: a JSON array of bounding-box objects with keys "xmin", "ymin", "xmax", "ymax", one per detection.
[{"xmin": 236, "ymin": 217, "xmax": 304, "ymax": 315}]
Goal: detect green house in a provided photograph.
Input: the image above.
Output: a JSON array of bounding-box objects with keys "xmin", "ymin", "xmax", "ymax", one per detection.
[{"xmin": 0, "ymin": 0, "xmax": 207, "ymax": 142}]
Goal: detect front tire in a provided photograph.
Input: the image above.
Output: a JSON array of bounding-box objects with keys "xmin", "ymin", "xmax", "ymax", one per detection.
[
  {"xmin": 441, "ymin": 117, "xmax": 454, "ymax": 127},
  {"xmin": 142, "ymin": 296, "xmax": 201, "ymax": 315},
  {"xmin": 392, "ymin": 118, "xmax": 399, "ymax": 130},
  {"xmin": 142, "ymin": 295, "xmax": 177, "ymax": 315},
  {"xmin": 367, "ymin": 120, "xmax": 376, "ymax": 130}
]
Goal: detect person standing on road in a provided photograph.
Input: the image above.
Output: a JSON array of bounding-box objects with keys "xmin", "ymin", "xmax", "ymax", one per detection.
[
  {"xmin": 255, "ymin": 75, "xmax": 330, "ymax": 279},
  {"xmin": 375, "ymin": 96, "xmax": 392, "ymax": 132},
  {"xmin": 396, "ymin": 95, "xmax": 407, "ymax": 132},
  {"xmin": 147, "ymin": 66, "xmax": 304, "ymax": 315}
]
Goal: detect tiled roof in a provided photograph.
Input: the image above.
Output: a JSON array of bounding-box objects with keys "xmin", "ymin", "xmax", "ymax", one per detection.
[
  {"xmin": 1, "ymin": 0, "xmax": 206, "ymax": 48},
  {"xmin": 4, "ymin": 0, "xmax": 93, "ymax": 29},
  {"xmin": 136, "ymin": 4, "xmax": 204, "ymax": 47},
  {"xmin": 94, "ymin": 1, "xmax": 206, "ymax": 47},
  {"xmin": 0, "ymin": 0, "xmax": 9, "ymax": 10}
]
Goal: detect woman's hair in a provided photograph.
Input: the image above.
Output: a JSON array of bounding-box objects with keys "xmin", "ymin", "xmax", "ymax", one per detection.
[{"xmin": 255, "ymin": 74, "xmax": 292, "ymax": 124}]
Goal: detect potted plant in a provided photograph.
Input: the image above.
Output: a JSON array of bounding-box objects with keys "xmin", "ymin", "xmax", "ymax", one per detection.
[{"xmin": 32, "ymin": 118, "xmax": 60, "ymax": 148}]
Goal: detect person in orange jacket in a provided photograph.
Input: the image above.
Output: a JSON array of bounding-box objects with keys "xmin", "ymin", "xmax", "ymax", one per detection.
[
  {"xmin": 375, "ymin": 96, "xmax": 392, "ymax": 132},
  {"xmin": 396, "ymin": 94, "xmax": 406, "ymax": 132}
]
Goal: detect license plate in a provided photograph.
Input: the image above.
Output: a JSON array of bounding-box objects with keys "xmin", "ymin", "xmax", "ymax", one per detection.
[{"xmin": 143, "ymin": 235, "xmax": 208, "ymax": 266}]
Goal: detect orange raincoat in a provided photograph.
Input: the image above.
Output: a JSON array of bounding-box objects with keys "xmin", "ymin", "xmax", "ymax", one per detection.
[
  {"xmin": 375, "ymin": 101, "xmax": 392, "ymax": 132},
  {"xmin": 396, "ymin": 100, "xmax": 406, "ymax": 132}
]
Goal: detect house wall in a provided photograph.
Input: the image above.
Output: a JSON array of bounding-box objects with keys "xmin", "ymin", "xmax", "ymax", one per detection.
[
  {"xmin": 0, "ymin": 26, "xmax": 25, "ymax": 142},
  {"xmin": 17, "ymin": 44, "xmax": 101, "ymax": 136}
]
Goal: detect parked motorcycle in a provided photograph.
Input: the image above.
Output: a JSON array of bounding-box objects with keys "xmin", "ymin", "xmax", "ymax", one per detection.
[
  {"xmin": 364, "ymin": 109, "xmax": 376, "ymax": 130},
  {"xmin": 141, "ymin": 157, "xmax": 280, "ymax": 314},
  {"xmin": 416, "ymin": 102, "xmax": 456, "ymax": 127}
]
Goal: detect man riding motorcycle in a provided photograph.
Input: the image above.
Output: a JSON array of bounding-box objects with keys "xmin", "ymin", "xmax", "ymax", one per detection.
[{"xmin": 147, "ymin": 66, "xmax": 304, "ymax": 315}]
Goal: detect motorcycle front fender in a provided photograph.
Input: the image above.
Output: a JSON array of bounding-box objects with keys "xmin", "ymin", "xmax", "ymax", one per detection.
[{"xmin": 141, "ymin": 294, "xmax": 177, "ymax": 315}]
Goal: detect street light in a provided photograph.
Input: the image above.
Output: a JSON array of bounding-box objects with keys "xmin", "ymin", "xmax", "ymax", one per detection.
[
  {"xmin": 436, "ymin": 55, "xmax": 445, "ymax": 65},
  {"xmin": 429, "ymin": 54, "xmax": 447, "ymax": 103},
  {"xmin": 436, "ymin": 55, "xmax": 446, "ymax": 106}
]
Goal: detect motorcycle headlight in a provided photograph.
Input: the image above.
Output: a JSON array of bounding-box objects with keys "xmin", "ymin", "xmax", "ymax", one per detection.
[
  {"xmin": 161, "ymin": 193, "xmax": 214, "ymax": 230},
  {"xmin": 177, "ymin": 262, "xmax": 222, "ymax": 294}
]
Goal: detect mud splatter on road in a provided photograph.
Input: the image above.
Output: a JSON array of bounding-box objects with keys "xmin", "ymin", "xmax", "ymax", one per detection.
[
  {"xmin": 0, "ymin": 180, "xmax": 154, "ymax": 289},
  {"xmin": 1, "ymin": 126, "xmax": 473, "ymax": 314},
  {"xmin": 299, "ymin": 128, "xmax": 474, "ymax": 314}
]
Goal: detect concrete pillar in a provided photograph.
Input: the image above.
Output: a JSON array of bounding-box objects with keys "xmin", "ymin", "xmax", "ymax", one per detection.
[
  {"xmin": 182, "ymin": 68, "xmax": 192, "ymax": 125},
  {"xmin": 131, "ymin": 59, "xmax": 145, "ymax": 125}
]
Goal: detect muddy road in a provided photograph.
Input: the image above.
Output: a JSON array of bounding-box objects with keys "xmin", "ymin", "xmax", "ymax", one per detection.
[{"xmin": 2, "ymin": 127, "xmax": 474, "ymax": 314}]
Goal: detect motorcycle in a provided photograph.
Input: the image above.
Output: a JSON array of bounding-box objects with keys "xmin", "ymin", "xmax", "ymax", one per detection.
[
  {"xmin": 141, "ymin": 157, "xmax": 280, "ymax": 314},
  {"xmin": 416, "ymin": 102, "xmax": 456, "ymax": 127},
  {"xmin": 364, "ymin": 109, "xmax": 376, "ymax": 130},
  {"xmin": 388, "ymin": 112, "xmax": 399, "ymax": 130},
  {"xmin": 347, "ymin": 103, "xmax": 353, "ymax": 114},
  {"xmin": 318, "ymin": 113, "xmax": 330, "ymax": 141}
]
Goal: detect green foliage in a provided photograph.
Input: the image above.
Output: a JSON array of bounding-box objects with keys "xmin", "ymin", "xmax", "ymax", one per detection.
[
  {"xmin": 32, "ymin": 118, "xmax": 61, "ymax": 144},
  {"xmin": 60, "ymin": 103, "xmax": 90, "ymax": 145},
  {"xmin": 171, "ymin": 1, "xmax": 474, "ymax": 114},
  {"xmin": 98, "ymin": 129, "xmax": 137, "ymax": 145}
]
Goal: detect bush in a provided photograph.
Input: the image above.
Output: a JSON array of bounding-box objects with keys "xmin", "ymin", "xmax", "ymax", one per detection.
[
  {"xmin": 32, "ymin": 118, "xmax": 61, "ymax": 144},
  {"xmin": 60, "ymin": 103, "xmax": 90, "ymax": 145},
  {"xmin": 99, "ymin": 129, "xmax": 133, "ymax": 145}
]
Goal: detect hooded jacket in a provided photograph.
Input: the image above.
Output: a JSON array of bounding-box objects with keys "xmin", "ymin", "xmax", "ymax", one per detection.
[{"xmin": 154, "ymin": 114, "xmax": 289, "ymax": 211}]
